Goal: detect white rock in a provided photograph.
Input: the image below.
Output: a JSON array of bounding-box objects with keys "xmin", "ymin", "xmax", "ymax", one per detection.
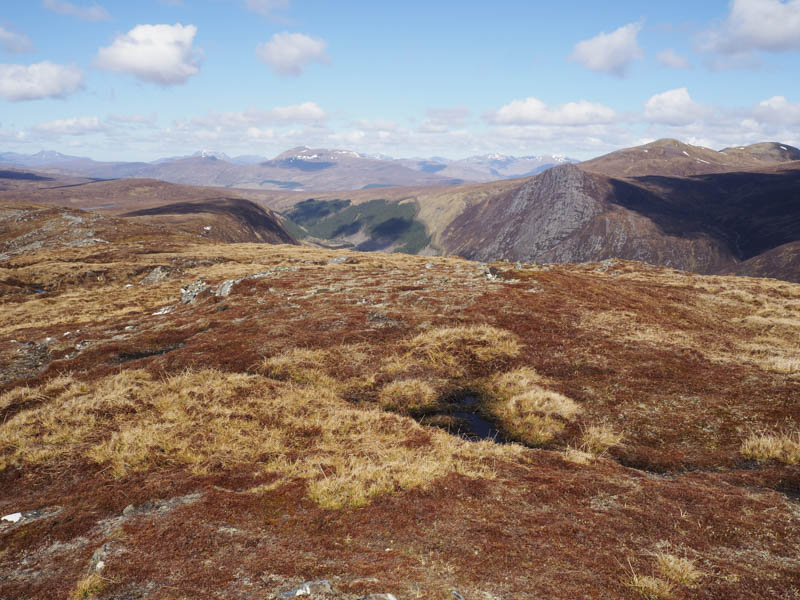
[
  {"xmin": 95, "ymin": 560, "xmax": 105, "ymax": 571},
  {"xmin": 2, "ymin": 512, "xmax": 22, "ymax": 523}
]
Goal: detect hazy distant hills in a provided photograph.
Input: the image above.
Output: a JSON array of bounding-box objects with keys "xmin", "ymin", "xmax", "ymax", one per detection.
[
  {"xmin": 256, "ymin": 139, "xmax": 800, "ymax": 282},
  {"xmin": 0, "ymin": 147, "xmax": 576, "ymax": 192},
  {"xmin": 393, "ymin": 153, "xmax": 577, "ymax": 182},
  {"xmin": 3, "ymin": 138, "xmax": 799, "ymax": 282},
  {"xmin": 581, "ymin": 138, "xmax": 800, "ymax": 178}
]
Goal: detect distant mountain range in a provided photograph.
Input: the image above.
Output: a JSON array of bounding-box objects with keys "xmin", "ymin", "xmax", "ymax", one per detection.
[
  {"xmin": 256, "ymin": 139, "xmax": 800, "ymax": 282},
  {"xmin": 0, "ymin": 147, "xmax": 577, "ymax": 192},
  {"xmin": 3, "ymin": 138, "xmax": 799, "ymax": 282}
]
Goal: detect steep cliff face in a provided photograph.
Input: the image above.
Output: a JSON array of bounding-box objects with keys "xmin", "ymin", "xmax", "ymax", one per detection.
[
  {"xmin": 440, "ymin": 164, "xmax": 607, "ymax": 262},
  {"xmin": 436, "ymin": 160, "xmax": 800, "ymax": 280},
  {"xmin": 438, "ymin": 164, "xmax": 732, "ymax": 271},
  {"xmin": 535, "ymin": 207, "xmax": 736, "ymax": 273}
]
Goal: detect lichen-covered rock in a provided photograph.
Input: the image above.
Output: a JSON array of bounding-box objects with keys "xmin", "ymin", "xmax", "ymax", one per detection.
[
  {"xmin": 180, "ymin": 280, "xmax": 211, "ymax": 304},
  {"xmin": 276, "ymin": 580, "xmax": 333, "ymax": 598}
]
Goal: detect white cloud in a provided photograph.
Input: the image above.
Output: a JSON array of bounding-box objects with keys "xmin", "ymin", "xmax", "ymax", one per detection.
[
  {"xmin": 34, "ymin": 116, "xmax": 105, "ymax": 135},
  {"xmin": 107, "ymin": 113, "xmax": 158, "ymax": 126},
  {"xmin": 0, "ymin": 61, "xmax": 84, "ymax": 101},
  {"xmin": 245, "ymin": 127, "xmax": 275, "ymax": 140},
  {"xmin": 95, "ymin": 24, "xmax": 201, "ymax": 85},
  {"xmin": 657, "ymin": 49, "xmax": 689, "ymax": 69},
  {"xmin": 644, "ymin": 88, "xmax": 707, "ymax": 126},
  {"xmin": 0, "ymin": 26, "xmax": 34, "ymax": 54},
  {"xmin": 426, "ymin": 106, "xmax": 471, "ymax": 124},
  {"xmin": 245, "ymin": 0, "xmax": 290, "ymax": 17},
  {"xmin": 418, "ymin": 120, "xmax": 449, "ymax": 134},
  {"xmin": 190, "ymin": 102, "xmax": 327, "ymax": 129},
  {"xmin": 271, "ymin": 101, "xmax": 326, "ymax": 120},
  {"xmin": 701, "ymin": 0, "xmax": 800, "ymax": 54},
  {"xmin": 256, "ymin": 32, "xmax": 329, "ymax": 76},
  {"xmin": 751, "ymin": 95, "xmax": 800, "ymax": 124},
  {"xmin": 490, "ymin": 97, "xmax": 616, "ymax": 126},
  {"xmin": 355, "ymin": 119, "xmax": 399, "ymax": 131},
  {"xmin": 570, "ymin": 22, "xmax": 644, "ymax": 76},
  {"xmin": 42, "ymin": 0, "xmax": 111, "ymax": 22}
]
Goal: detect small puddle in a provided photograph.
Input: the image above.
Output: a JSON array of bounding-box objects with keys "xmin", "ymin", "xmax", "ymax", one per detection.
[{"xmin": 421, "ymin": 395, "xmax": 507, "ymax": 443}]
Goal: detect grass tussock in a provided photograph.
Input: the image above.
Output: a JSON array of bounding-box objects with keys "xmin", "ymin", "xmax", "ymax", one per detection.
[
  {"xmin": 378, "ymin": 378, "xmax": 441, "ymax": 414},
  {"xmin": 260, "ymin": 348, "xmax": 337, "ymax": 387},
  {"xmin": 656, "ymin": 553, "xmax": 702, "ymax": 586},
  {"xmin": 740, "ymin": 431, "xmax": 800, "ymax": 465},
  {"xmin": 625, "ymin": 573, "xmax": 674, "ymax": 599},
  {"xmin": 0, "ymin": 369, "xmax": 518, "ymax": 509},
  {"xmin": 395, "ymin": 325, "xmax": 520, "ymax": 377},
  {"xmin": 483, "ymin": 369, "xmax": 582, "ymax": 446},
  {"xmin": 71, "ymin": 574, "xmax": 105, "ymax": 600},
  {"xmin": 580, "ymin": 423, "xmax": 624, "ymax": 455},
  {"xmin": 563, "ymin": 447, "xmax": 594, "ymax": 465}
]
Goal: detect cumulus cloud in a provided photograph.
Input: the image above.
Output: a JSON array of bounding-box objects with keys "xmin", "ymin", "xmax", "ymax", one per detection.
[
  {"xmin": 271, "ymin": 101, "xmax": 326, "ymax": 120},
  {"xmin": 644, "ymin": 88, "xmax": 707, "ymax": 126},
  {"xmin": 0, "ymin": 61, "xmax": 84, "ymax": 101},
  {"xmin": 245, "ymin": 0, "xmax": 290, "ymax": 17},
  {"xmin": 701, "ymin": 0, "xmax": 800, "ymax": 54},
  {"xmin": 355, "ymin": 119, "xmax": 399, "ymax": 131},
  {"xmin": 426, "ymin": 106, "xmax": 471, "ymax": 123},
  {"xmin": 34, "ymin": 116, "xmax": 105, "ymax": 135},
  {"xmin": 257, "ymin": 32, "xmax": 329, "ymax": 76},
  {"xmin": 657, "ymin": 49, "xmax": 689, "ymax": 68},
  {"xmin": 42, "ymin": 0, "xmax": 111, "ymax": 22},
  {"xmin": 189, "ymin": 102, "xmax": 328, "ymax": 130},
  {"xmin": 570, "ymin": 22, "xmax": 644, "ymax": 76},
  {"xmin": 490, "ymin": 97, "xmax": 616, "ymax": 126},
  {"xmin": 95, "ymin": 24, "xmax": 201, "ymax": 85},
  {"xmin": 107, "ymin": 113, "xmax": 158, "ymax": 126},
  {"xmin": 751, "ymin": 95, "xmax": 800, "ymax": 124},
  {"xmin": 0, "ymin": 26, "xmax": 34, "ymax": 54}
]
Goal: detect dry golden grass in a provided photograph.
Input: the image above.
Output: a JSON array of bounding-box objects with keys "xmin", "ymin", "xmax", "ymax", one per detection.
[
  {"xmin": 0, "ymin": 368, "xmax": 521, "ymax": 509},
  {"xmin": 486, "ymin": 366, "xmax": 549, "ymax": 397},
  {"xmin": 378, "ymin": 378, "xmax": 441, "ymax": 414},
  {"xmin": 563, "ymin": 447, "xmax": 594, "ymax": 465},
  {"xmin": 260, "ymin": 348, "xmax": 337, "ymax": 386},
  {"xmin": 625, "ymin": 573, "xmax": 674, "ymax": 598},
  {"xmin": 482, "ymin": 369, "xmax": 582, "ymax": 446},
  {"xmin": 398, "ymin": 325, "xmax": 520, "ymax": 377},
  {"xmin": 656, "ymin": 553, "xmax": 702, "ymax": 586},
  {"xmin": 70, "ymin": 573, "xmax": 105, "ymax": 600},
  {"xmin": 580, "ymin": 424, "xmax": 624, "ymax": 455},
  {"xmin": 740, "ymin": 431, "xmax": 800, "ymax": 465}
]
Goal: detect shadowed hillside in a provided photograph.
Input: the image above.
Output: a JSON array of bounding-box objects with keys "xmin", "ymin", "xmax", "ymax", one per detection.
[{"xmin": 0, "ymin": 177, "xmax": 297, "ymax": 245}]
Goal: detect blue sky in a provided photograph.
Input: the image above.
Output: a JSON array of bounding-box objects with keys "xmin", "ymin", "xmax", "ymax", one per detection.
[{"xmin": 1, "ymin": 0, "xmax": 799, "ymax": 160}]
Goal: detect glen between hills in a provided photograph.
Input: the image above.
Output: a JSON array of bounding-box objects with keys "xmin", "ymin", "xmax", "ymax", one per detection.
[
  {"xmin": 258, "ymin": 139, "xmax": 800, "ymax": 283},
  {"xmin": 3, "ymin": 138, "xmax": 799, "ymax": 283}
]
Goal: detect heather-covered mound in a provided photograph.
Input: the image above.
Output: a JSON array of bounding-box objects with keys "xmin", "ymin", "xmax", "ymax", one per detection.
[{"xmin": 1, "ymin": 216, "xmax": 799, "ymax": 598}]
